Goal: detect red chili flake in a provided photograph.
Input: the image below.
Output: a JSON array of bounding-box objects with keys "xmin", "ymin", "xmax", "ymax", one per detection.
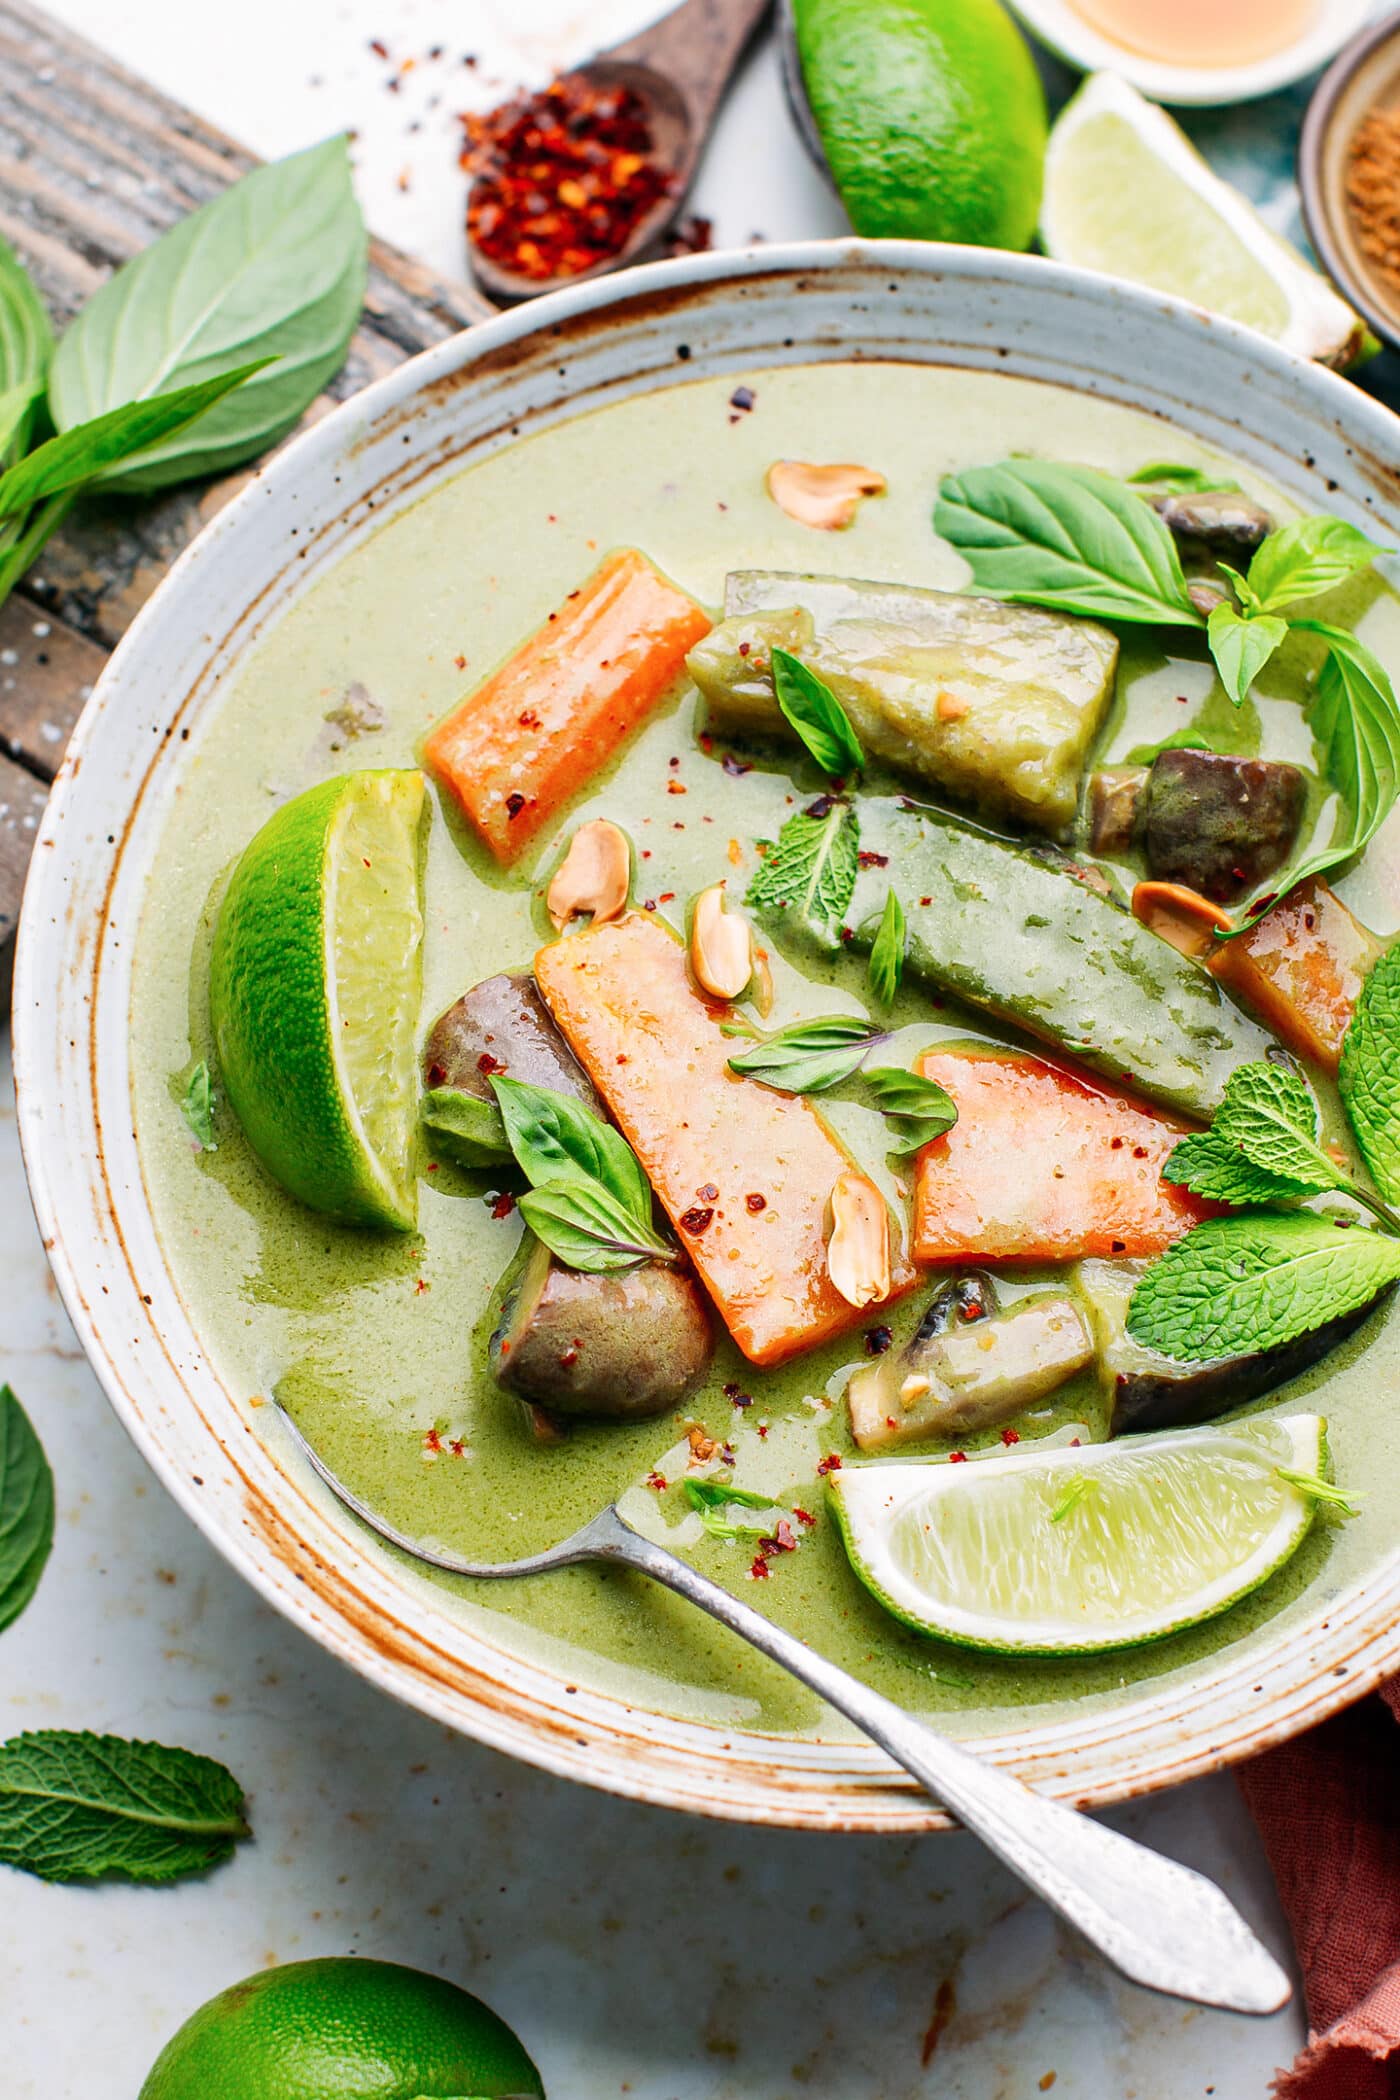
[
  {"xmin": 839, "ymin": 926, "xmax": 854, "ymax": 944},
  {"xmin": 415, "ymin": 1277, "xmax": 430, "ymax": 1294},
  {"xmin": 1132, "ymin": 1145, "xmax": 1148, "ymax": 1159},
  {"xmin": 737, "ymin": 640, "xmax": 751, "ymax": 657},
  {"xmin": 948, "ymin": 1450, "xmax": 968, "ymax": 1463},
  {"xmin": 454, "ymin": 653, "xmax": 467, "ymax": 670},
  {"xmin": 724, "ymin": 1381, "xmax": 753, "ymax": 1410},
  {"xmin": 805, "ymin": 795, "xmax": 836, "ymax": 819},
  {"xmin": 1000, "ymin": 1428, "xmax": 1021, "ymax": 1446},
  {"xmin": 426, "ymin": 1061, "xmax": 447, "ymax": 1086},
  {"xmin": 647, "ymin": 1469, "xmax": 668, "ymax": 1492},
  {"xmin": 793, "ymin": 1506, "xmax": 817, "ymax": 1528},
  {"xmin": 864, "ymin": 1325, "xmax": 893, "ymax": 1355},
  {"xmin": 642, "ymin": 897, "xmax": 658, "ymax": 911},
  {"xmin": 489, "ymin": 1191, "xmax": 516, "ymax": 1220},
  {"xmin": 668, "ymin": 754, "xmax": 681, "ymax": 768},
  {"xmin": 1110, "ymin": 1238, "xmax": 1126, "ymax": 1253},
  {"xmin": 680, "ymin": 1205, "xmax": 714, "ymax": 1234},
  {"xmin": 505, "ymin": 792, "xmax": 527, "ymax": 820},
  {"xmin": 745, "ymin": 1192, "xmax": 766, "ymax": 1213},
  {"xmin": 962, "ymin": 1299, "xmax": 985, "ymax": 1323},
  {"xmin": 449, "ymin": 1437, "xmax": 466, "ymax": 1457},
  {"xmin": 1069, "ymin": 1437, "xmax": 1083, "ymax": 1448},
  {"xmin": 422, "ymin": 1426, "xmax": 442, "ymax": 1454},
  {"xmin": 477, "ymin": 1051, "xmax": 506, "ymax": 1075},
  {"xmin": 920, "ymin": 895, "xmax": 932, "ymax": 907},
  {"xmin": 369, "ymin": 36, "xmax": 389, "ymax": 57},
  {"xmin": 749, "ymin": 1554, "xmax": 771, "ymax": 1579},
  {"xmin": 762, "ymin": 1518, "xmax": 798, "ymax": 1555},
  {"xmin": 518, "ymin": 708, "xmax": 541, "ymax": 728},
  {"xmin": 667, "ymin": 779, "xmax": 687, "ymax": 795},
  {"xmin": 659, "ymin": 890, "xmax": 675, "ymax": 903},
  {"xmin": 858, "ymin": 850, "xmax": 890, "ymax": 868},
  {"xmin": 462, "ymin": 76, "xmax": 676, "ymax": 282},
  {"xmin": 1110, "ymin": 1135, "xmax": 1124, "ymax": 1150},
  {"xmin": 721, "ymin": 751, "xmax": 752, "ymax": 777},
  {"xmin": 665, "ymin": 212, "xmax": 713, "ymax": 257},
  {"xmin": 558, "ymin": 1342, "xmax": 581, "ymax": 1369},
  {"xmin": 696, "ymin": 1182, "xmax": 719, "ymax": 1202},
  {"xmin": 729, "ymin": 385, "xmax": 756, "ymax": 412},
  {"xmin": 815, "ymin": 1452, "xmax": 843, "ymax": 1476}
]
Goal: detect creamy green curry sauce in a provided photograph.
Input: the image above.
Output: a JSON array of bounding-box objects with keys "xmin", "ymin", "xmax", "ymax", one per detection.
[{"xmin": 130, "ymin": 363, "xmax": 1400, "ymax": 1735}]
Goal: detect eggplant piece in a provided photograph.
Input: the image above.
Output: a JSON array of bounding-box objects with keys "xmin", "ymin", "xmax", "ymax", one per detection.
[
  {"xmin": 689, "ymin": 572, "xmax": 1119, "ymax": 837},
  {"xmin": 1085, "ymin": 766, "xmax": 1148, "ymax": 855},
  {"xmin": 847, "ymin": 1272, "xmax": 1093, "ymax": 1451},
  {"xmin": 420, "ymin": 971, "xmax": 603, "ymax": 1167},
  {"xmin": 1073, "ymin": 1258, "xmax": 1382, "ymax": 1436},
  {"xmin": 1152, "ymin": 489, "xmax": 1274, "ymax": 555},
  {"xmin": 490, "ymin": 1237, "xmax": 713, "ymax": 1420},
  {"xmin": 1143, "ymin": 749, "xmax": 1307, "ymax": 904}
]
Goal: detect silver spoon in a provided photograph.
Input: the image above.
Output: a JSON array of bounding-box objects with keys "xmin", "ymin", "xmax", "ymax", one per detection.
[{"xmin": 277, "ymin": 1404, "xmax": 1290, "ymax": 2017}]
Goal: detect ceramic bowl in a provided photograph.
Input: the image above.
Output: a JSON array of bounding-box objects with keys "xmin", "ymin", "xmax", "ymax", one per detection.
[
  {"xmin": 1006, "ymin": 0, "xmax": 1373, "ymax": 105},
  {"xmin": 1300, "ymin": 7, "xmax": 1400, "ymax": 351},
  {"xmin": 16, "ymin": 242, "xmax": 1400, "ymax": 1830}
]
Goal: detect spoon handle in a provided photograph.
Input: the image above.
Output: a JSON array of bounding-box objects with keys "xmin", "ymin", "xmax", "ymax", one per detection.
[{"xmin": 591, "ymin": 1507, "xmax": 1291, "ymax": 2017}]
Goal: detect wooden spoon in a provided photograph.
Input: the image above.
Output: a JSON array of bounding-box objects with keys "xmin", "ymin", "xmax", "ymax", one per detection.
[{"xmin": 466, "ymin": 0, "xmax": 773, "ymax": 304}]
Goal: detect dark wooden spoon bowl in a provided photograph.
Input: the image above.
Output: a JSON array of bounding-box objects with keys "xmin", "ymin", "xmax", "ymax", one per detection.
[{"xmin": 467, "ymin": 0, "xmax": 773, "ymax": 304}]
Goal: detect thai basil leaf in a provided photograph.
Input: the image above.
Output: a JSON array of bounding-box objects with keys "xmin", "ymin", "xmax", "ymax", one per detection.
[
  {"xmin": 867, "ymin": 889, "xmax": 905, "ymax": 1007},
  {"xmin": 862, "ymin": 1066, "xmax": 958, "ymax": 1155},
  {"xmin": 934, "ymin": 460, "xmax": 1201, "ymax": 626},
  {"xmin": 490, "ymin": 1076, "xmax": 650, "ymax": 1226},
  {"xmin": 0, "ymin": 236, "xmax": 52, "ymax": 464},
  {"xmin": 726, "ymin": 1016, "xmax": 880, "ymax": 1094},
  {"xmin": 180, "ymin": 1062, "xmax": 217, "ymax": 1151},
  {"xmin": 1245, "ymin": 516, "xmax": 1390, "ymax": 614},
  {"xmin": 771, "ymin": 648, "xmax": 864, "ymax": 777},
  {"xmin": 746, "ymin": 800, "xmax": 859, "ymax": 938},
  {"xmin": 0, "ymin": 1730, "xmax": 249, "ymax": 1883},
  {"xmin": 517, "ymin": 1180, "xmax": 674, "ymax": 1272},
  {"xmin": 0, "ymin": 363, "xmax": 268, "ymax": 520},
  {"xmin": 1207, "ymin": 604, "xmax": 1288, "ymax": 707},
  {"xmin": 1340, "ymin": 947, "xmax": 1400, "ymax": 1206},
  {"xmin": 49, "ymin": 137, "xmax": 366, "ymax": 491},
  {"xmin": 0, "ymin": 1388, "xmax": 53, "ymax": 1635},
  {"xmin": 1126, "ymin": 463, "xmax": 1236, "ymax": 495},
  {"xmin": 1127, "ymin": 1212, "xmax": 1400, "ymax": 1363}
]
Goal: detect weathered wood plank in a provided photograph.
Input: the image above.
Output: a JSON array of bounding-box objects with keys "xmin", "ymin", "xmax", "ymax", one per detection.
[{"xmin": 0, "ymin": 0, "xmax": 493, "ymax": 1011}]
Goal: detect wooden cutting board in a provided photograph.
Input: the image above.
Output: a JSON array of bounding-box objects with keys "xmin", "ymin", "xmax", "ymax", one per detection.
[{"xmin": 0, "ymin": 0, "xmax": 493, "ymax": 1012}]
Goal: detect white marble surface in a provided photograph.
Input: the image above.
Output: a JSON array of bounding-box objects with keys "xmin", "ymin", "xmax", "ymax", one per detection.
[{"xmin": 4, "ymin": 2, "xmax": 1311, "ymax": 2091}]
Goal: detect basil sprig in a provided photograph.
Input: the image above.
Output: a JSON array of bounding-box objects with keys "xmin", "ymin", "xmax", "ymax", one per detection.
[
  {"xmin": 490, "ymin": 1076, "xmax": 673, "ymax": 1272},
  {"xmin": 862, "ymin": 1067, "xmax": 958, "ymax": 1154},
  {"xmin": 727, "ymin": 1016, "xmax": 882, "ymax": 1094},
  {"xmin": 0, "ymin": 138, "xmax": 364, "ymax": 614},
  {"xmin": 1131, "ymin": 967, "xmax": 1400, "ymax": 1360},
  {"xmin": 0, "ymin": 1386, "xmax": 53, "ymax": 1636},
  {"xmin": 770, "ymin": 647, "xmax": 864, "ymax": 777},
  {"xmin": 867, "ymin": 889, "xmax": 906, "ymax": 1008}
]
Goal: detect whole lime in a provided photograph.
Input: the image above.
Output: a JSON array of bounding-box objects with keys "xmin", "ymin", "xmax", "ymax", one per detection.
[
  {"xmin": 794, "ymin": 0, "xmax": 1048, "ymax": 251},
  {"xmin": 138, "ymin": 1957, "xmax": 545, "ymax": 2100}
]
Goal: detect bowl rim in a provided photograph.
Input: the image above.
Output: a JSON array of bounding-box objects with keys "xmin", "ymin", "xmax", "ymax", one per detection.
[
  {"xmin": 1006, "ymin": 0, "xmax": 1373, "ymax": 106},
  {"xmin": 1299, "ymin": 5, "xmax": 1400, "ymax": 351},
  {"xmin": 16, "ymin": 235, "xmax": 1400, "ymax": 1831}
]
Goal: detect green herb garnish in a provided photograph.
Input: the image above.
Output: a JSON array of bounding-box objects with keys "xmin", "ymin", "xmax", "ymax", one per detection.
[
  {"xmin": 726, "ymin": 1016, "xmax": 882, "ymax": 1094},
  {"xmin": 770, "ymin": 647, "xmax": 864, "ymax": 777},
  {"xmin": 180, "ymin": 1061, "xmax": 217, "ymax": 1152},
  {"xmin": 0, "ymin": 1387, "xmax": 53, "ymax": 1636},
  {"xmin": 683, "ymin": 1477, "xmax": 784, "ymax": 1540},
  {"xmin": 0, "ymin": 1730, "xmax": 250, "ymax": 1884},
  {"xmin": 862, "ymin": 1066, "xmax": 958, "ymax": 1154},
  {"xmin": 490, "ymin": 1077, "xmax": 673, "ymax": 1273},
  {"xmin": 746, "ymin": 800, "xmax": 859, "ymax": 940},
  {"xmin": 1126, "ymin": 463, "xmax": 1236, "ymax": 495},
  {"xmin": 516, "ymin": 1180, "xmax": 675, "ymax": 1272},
  {"xmin": 867, "ymin": 888, "xmax": 905, "ymax": 1008},
  {"xmin": 1205, "ymin": 603, "xmax": 1288, "ymax": 708},
  {"xmin": 1339, "ymin": 948, "xmax": 1400, "ymax": 1206}
]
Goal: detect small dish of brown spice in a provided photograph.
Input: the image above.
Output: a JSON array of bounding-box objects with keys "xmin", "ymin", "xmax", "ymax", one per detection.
[{"xmin": 1300, "ymin": 10, "xmax": 1400, "ymax": 349}]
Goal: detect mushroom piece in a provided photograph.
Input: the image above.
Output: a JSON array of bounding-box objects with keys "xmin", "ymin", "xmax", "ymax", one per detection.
[
  {"xmin": 546, "ymin": 818, "xmax": 631, "ymax": 932},
  {"xmin": 1152, "ymin": 488, "xmax": 1274, "ymax": 555},
  {"xmin": 420, "ymin": 971, "xmax": 603, "ymax": 1166},
  {"xmin": 490, "ymin": 1237, "xmax": 713, "ymax": 1420},
  {"xmin": 1074, "ymin": 1258, "xmax": 1383, "ymax": 1436},
  {"xmin": 690, "ymin": 883, "xmax": 754, "ymax": 1001},
  {"xmin": 765, "ymin": 460, "xmax": 887, "ymax": 531},
  {"xmin": 1143, "ymin": 749, "xmax": 1306, "ymax": 904},
  {"xmin": 1084, "ymin": 766, "xmax": 1149, "ymax": 856},
  {"xmin": 847, "ymin": 1273, "xmax": 1094, "ymax": 1452}
]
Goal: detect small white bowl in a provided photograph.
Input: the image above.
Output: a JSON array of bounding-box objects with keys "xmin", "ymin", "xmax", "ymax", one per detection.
[{"xmin": 1006, "ymin": 0, "xmax": 1375, "ymax": 105}]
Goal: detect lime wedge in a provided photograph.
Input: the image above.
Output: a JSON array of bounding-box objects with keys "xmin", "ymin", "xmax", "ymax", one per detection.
[
  {"xmin": 1042, "ymin": 74, "xmax": 1370, "ymax": 371},
  {"xmin": 210, "ymin": 769, "xmax": 426, "ymax": 1230},
  {"xmin": 831, "ymin": 1415, "xmax": 1331, "ymax": 1654}
]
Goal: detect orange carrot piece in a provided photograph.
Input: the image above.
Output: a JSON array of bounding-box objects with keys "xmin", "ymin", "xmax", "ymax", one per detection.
[
  {"xmin": 423, "ymin": 548, "xmax": 711, "ymax": 864},
  {"xmin": 535, "ymin": 914, "xmax": 915, "ymax": 1366},
  {"xmin": 912, "ymin": 1046, "xmax": 1218, "ymax": 1266}
]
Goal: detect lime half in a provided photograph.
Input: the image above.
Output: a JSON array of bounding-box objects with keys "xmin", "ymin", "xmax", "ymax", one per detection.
[
  {"xmin": 831, "ymin": 1415, "xmax": 1331, "ymax": 1655},
  {"xmin": 1042, "ymin": 74, "xmax": 1370, "ymax": 371},
  {"xmin": 210, "ymin": 769, "xmax": 426, "ymax": 1230}
]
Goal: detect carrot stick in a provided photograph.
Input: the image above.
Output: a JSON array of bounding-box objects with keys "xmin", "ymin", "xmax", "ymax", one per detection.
[
  {"xmin": 535, "ymin": 914, "xmax": 916, "ymax": 1366},
  {"xmin": 423, "ymin": 548, "xmax": 711, "ymax": 863},
  {"xmin": 912, "ymin": 1046, "xmax": 1218, "ymax": 1265}
]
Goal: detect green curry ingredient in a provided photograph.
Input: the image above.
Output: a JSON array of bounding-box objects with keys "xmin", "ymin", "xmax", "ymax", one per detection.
[
  {"xmin": 0, "ymin": 1730, "xmax": 249, "ymax": 1885},
  {"xmin": 1339, "ymin": 949, "xmax": 1400, "ymax": 1204},
  {"xmin": 867, "ymin": 888, "xmax": 906, "ymax": 1007},
  {"xmin": 745, "ymin": 796, "xmax": 859, "ymax": 934},
  {"xmin": 0, "ymin": 1386, "xmax": 53, "ymax": 1636},
  {"xmin": 770, "ymin": 644, "xmax": 865, "ymax": 776}
]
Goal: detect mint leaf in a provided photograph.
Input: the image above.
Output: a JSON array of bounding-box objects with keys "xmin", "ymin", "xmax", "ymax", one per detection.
[
  {"xmin": 491, "ymin": 1076, "xmax": 650, "ymax": 1226},
  {"xmin": 1246, "ymin": 516, "xmax": 1389, "ymax": 614},
  {"xmin": 0, "ymin": 1731, "xmax": 249, "ymax": 1883},
  {"xmin": 516, "ymin": 1180, "xmax": 674, "ymax": 1272},
  {"xmin": 934, "ymin": 460, "xmax": 1201, "ymax": 626},
  {"xmin": 867, "ymin": 889, "xmax": 905, "ymax": 1007},
  {"xmin": 181, "ymin": 1061, "xmax": 217, "ymax": 1151},
  {"xmin": 746, "ymin": 800, "xmax": 859, "ymax": 938},
  {"xmin": 1340, "ymin": 947, "xmax": 1400, "ymax": 1206},
  {"xmin": 1162, "ymin": 1132, "xmax": 1309, "ymax": 1208},
  {"xmin": 1207, "ymin": 604, "xmax": 1288, "ymax": 707},
  {"xmin": 863, "ymin": 1066, "xmax": 958, "ymax": 1154},
  {"xmin": 727, "ymin": 1016, "xmax": 880, "ymax": 1094},
  {"xmin": 0, "ymin": 1388, "xmax": 53, "ymax": 1634},
  {"xmin": 1212, "ymin": 1061, "xmax": 1348, "ymax": 1195},
  {"xmin": 770, "ymin": 648, "xmax": 864, "ymax": 777},
  {"xmin": 1126, "ymin": 1212, "xmax": 1400, "ymax": 1362}
]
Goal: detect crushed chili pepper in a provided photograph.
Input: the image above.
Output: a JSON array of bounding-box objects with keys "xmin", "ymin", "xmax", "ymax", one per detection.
[
  {"xmin": 489, "ymin": 1191, "xmax": 516, "ymax": 1220},
  {"xmin": 749, "ymin": 1554, "xmax": 771, "ymax": 1580},
  {"xmin": 864, "ymin": 1324, "xmax": 893, "ymax": 1355},
  {"xmin": 948, "ymin": 1450, "xmax": 968, "ymax": 1463},
  {"xmin": 1000, "ymin": 1427, "xmax": 1021, "ymax": 1446},
  {"xmin": 858, "ymin": 850, "xmax": 890, "ymax": 869},
  {"xmin": 745, "ymin": 1192, "xmax": 766, "ymax": 1213},
  {"xmin": 462, "ymin": 75, "xmax": 675, "ymax": 282},
  {"xmin": 815, "ymin": 1452, "xmax": 842, "ymax": 1476},
  {"xmin": 477, "ymin": 1051, "xmax": 506, "ymax": 1075},
  {"xmin": 721, "ymin": 751, "xmax": 752, "ymax": 777},
  {"xmin": 680, "ymin": 1205, "xmax": 714, "ymax": 1234}
]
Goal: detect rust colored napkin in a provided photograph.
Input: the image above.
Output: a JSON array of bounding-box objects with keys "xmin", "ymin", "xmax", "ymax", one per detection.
[{"xmin": 1237, "ymin": 1682, "xmax": 1400, "ymax": 2098}]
